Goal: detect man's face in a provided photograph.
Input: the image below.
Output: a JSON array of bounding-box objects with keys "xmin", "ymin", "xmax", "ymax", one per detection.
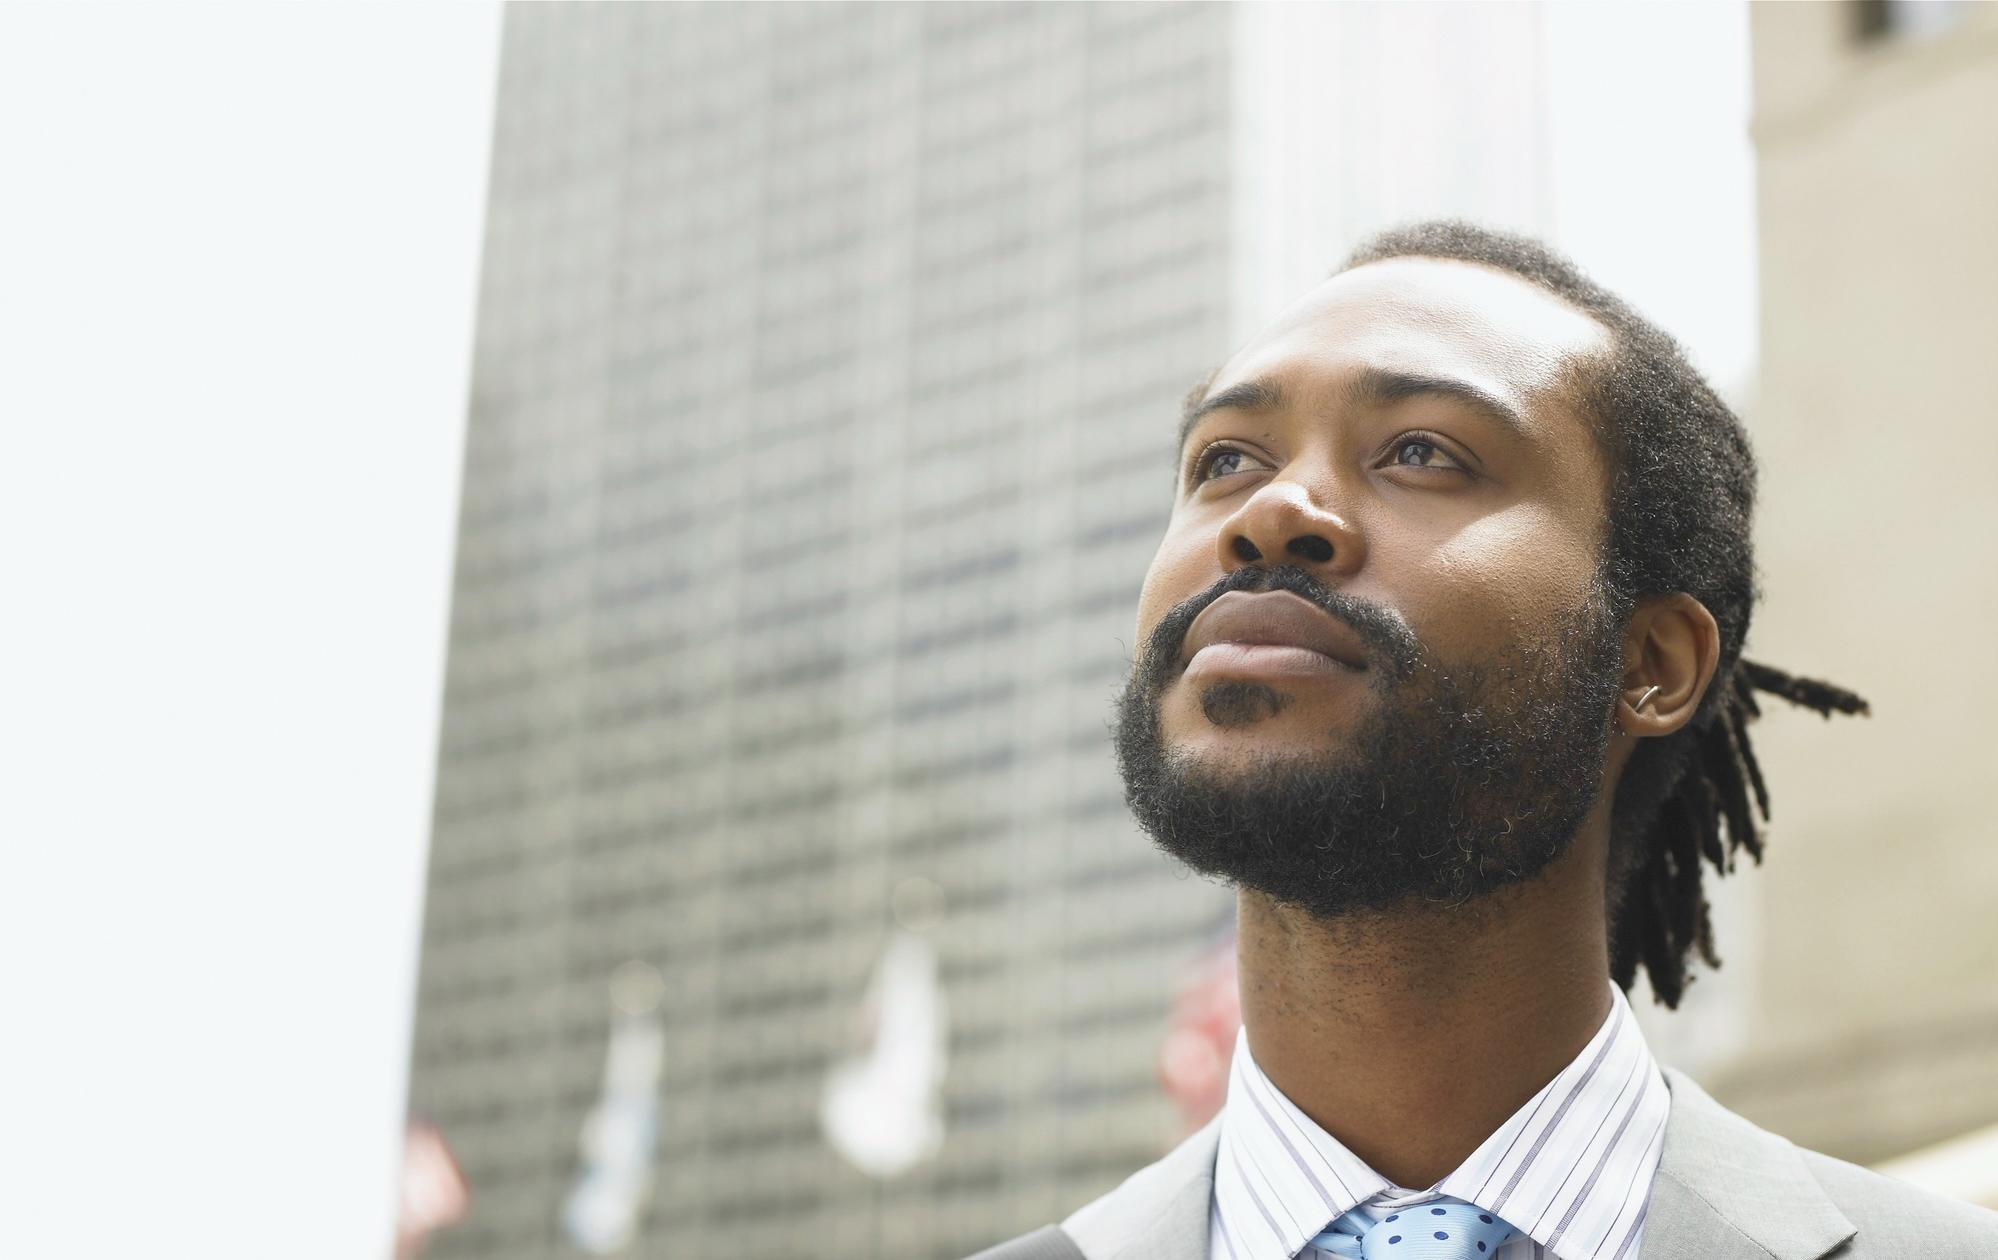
[{"xmin": 1112, "ymin": 257, "xmax": 1631, "ymax": 917}]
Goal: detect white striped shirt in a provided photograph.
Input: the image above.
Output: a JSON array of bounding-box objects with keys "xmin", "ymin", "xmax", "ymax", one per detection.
[{"xmin": 1210, "ymin": 981, "xmax": 1668, "ymax": 1260}]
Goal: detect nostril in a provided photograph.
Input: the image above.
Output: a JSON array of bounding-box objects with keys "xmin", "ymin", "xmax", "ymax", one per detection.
[
  {"xmin": 1231, "ymin": 536, "xmax": 1262, "ymax": 562},
  {"xmin": 1288, "ymin": 535, "xmax": 1333, "ymax": 563}
]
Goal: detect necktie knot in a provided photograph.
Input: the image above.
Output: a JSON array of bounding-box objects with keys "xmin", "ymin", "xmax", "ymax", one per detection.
[{"xmin": 1303, "ymin": 1196, "xmax": 1518, "ymax": 1260}]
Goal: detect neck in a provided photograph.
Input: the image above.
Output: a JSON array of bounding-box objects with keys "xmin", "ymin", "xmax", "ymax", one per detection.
[{"xmin": 1235, "ymin": 826, "xmax": 1615, "ymax": 1191}]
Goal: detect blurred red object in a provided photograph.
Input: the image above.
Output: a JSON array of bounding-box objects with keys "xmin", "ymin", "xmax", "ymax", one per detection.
[
  {"xmin": 1157, "ymin": 930, "xmax": 1241, "ymax": 1137},
  {"xmin": 396, "ymin": 1115, "xmax": 470, "ymax": 1260}
]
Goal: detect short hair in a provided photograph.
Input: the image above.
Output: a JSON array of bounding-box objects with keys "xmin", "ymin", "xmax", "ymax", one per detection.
[{"xmin": 1339, "ymin": 220, "xmax": 1869, "ymax": 1008}]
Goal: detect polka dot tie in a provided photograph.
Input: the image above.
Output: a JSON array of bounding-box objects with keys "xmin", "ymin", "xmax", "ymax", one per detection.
[{"xmin": 1301, "ymin": 1197, "xmax": 1519, "ymax": 1260}]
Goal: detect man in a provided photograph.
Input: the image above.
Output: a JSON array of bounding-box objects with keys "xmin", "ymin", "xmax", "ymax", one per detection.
[{"xmin": 968, "ymin": 222, "xmax": 1998, "ymax": 1260}]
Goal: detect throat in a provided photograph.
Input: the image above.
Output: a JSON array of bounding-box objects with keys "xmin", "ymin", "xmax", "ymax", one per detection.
[{"xmin": 1232, "ymin": 859, "xmax": 1613, "ymax": 1189}]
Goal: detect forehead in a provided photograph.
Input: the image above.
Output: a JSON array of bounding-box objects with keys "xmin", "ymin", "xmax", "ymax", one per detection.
[{"xmin": 1203, "ymin": 257, "xmax": 1613, "ymax": 438}]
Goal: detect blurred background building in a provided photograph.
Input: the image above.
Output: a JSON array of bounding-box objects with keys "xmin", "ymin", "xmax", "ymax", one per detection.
[
  {"xmin": 404, "ymin": 3, "xmax": 1997, "ymax": 1259},
  {"xmin": 410, "ymin": 7, "xmax": 1238, "ymax": 1257},
  {"xmin": 1712, "ymin": 0, "xmax": 1998, "ymax": 1177}
]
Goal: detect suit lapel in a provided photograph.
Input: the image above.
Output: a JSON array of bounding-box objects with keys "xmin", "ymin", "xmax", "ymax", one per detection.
[
  {"xmin": 1063, "ymin": 1117, "xmax": 1220, "ymax": 1260},
  {"xmin": 1637, "ymin": 1171, "xmax": 1783, "ymax": 1260},
  {"xmin": 1638, "ymin": 1067, "xmax": 1856, "ymax": 1260}
]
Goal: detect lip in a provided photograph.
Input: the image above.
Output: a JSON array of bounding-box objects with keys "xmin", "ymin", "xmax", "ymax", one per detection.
[{"xmin": 1179, "ymin": 591, "xmax": 1371, "ymax": 675}]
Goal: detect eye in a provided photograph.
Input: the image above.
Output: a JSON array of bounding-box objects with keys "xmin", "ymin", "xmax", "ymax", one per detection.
[
  {"xmin": 1188, "ymin": 443, "xmax": 1269, "ymax": 485},
  {"xmin": 1382, "ymin": 432, "xmax": 1469, "ymax": 473}
]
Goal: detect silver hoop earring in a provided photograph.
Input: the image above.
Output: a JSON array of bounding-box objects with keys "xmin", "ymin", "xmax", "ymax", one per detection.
[{"xmin": 1633, "ymin": 685, "xmax": 1662, "ymax": 714}]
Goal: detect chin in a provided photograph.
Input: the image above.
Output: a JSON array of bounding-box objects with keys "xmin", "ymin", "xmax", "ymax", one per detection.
[{"xmin": 1166, "ymin": 679, "xmax": 1358, "ymax": 742}]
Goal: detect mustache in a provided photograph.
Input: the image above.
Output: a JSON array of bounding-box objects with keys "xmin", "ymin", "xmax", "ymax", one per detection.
[{"xmin": 1136, "ymin": 565, "xmax": 1421, "ymax": 689}]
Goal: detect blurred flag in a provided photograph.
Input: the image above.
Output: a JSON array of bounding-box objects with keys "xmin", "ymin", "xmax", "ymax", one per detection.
[
  {"xmin": 820, "ymin": 929, "xmax": 948, "ymax": 1178},
  {"xmin": 562, "ymin": 961, "xmax": 667, "ymax": 1254},
  {"xmin": 395, "ymin": 1115, "xmax": 469, "ymax": 1260}
]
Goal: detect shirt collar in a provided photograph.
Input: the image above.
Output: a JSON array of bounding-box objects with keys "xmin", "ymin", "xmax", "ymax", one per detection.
[{"xmin": 1212, "ymin": 980, "xmax": 1669, "ymax": 1260}]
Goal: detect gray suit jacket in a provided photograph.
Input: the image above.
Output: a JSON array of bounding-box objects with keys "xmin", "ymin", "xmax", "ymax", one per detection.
[{"xmin": 968, "ymin": 1067, "xmax": 1998, "ymax": 1260}]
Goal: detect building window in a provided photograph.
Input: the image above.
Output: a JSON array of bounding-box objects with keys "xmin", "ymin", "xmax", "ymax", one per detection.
[{"xmin": 1854, "ymin": 0, "xmax": 1970, "ymax": 43}]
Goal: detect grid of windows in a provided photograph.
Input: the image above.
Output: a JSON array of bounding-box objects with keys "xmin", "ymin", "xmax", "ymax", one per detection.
[{"xmin": 410, "ymin": 6, "xmax": 1234, "ymax": 1257}]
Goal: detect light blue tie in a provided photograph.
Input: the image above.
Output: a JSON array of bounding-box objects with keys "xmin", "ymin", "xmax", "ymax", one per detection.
[{"xmin": 1302, "ymin": 1197, "xmax": 1519, "ymax": 1260}]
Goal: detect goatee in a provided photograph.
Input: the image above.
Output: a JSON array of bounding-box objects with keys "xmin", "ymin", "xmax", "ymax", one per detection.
[{"xmin": 1111, "ymin": 564, "xmax": 1627, "ymax": 918}]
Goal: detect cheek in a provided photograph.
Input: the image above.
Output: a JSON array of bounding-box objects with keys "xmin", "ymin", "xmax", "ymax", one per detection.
[
  {"xmin": 1134, "ymin": 525, "xmax": 1214, "ymax": 646},
  {"xmin": 1405, "ymin": 509, "xmax": 1599, "ymax": 649}
]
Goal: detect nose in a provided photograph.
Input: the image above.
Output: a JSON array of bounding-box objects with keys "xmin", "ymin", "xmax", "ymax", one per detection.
[{"xmin": 1216, "ymin": 477, "xmax": 1366, "ymax": 578}]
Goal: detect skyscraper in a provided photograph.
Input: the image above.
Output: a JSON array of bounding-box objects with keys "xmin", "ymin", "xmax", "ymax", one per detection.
[{"xmin": 411, "ymin": 6, "xmax": 1237, "ymax": 1257}]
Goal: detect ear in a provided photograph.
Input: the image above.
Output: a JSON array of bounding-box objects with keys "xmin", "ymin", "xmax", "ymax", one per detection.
[{"xmin": 1618, "ymin": 593, "xmax": 1721, "ymax": 738}]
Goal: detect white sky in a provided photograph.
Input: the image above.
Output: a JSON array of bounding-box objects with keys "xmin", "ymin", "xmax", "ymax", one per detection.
[
  {"xmin": 1231, "ymin": 1, "xmax": 1756, "ymax": 404},
  {"xmin": 1542, "ymin": 0, "xmax": 1759, "ymax": 404},
  {"xmin": 0, "ymin": 4, "xmax": 499, "ymax": 1256},
  {"xmin": 0, "ymin": 3, "xmax": 1757, "ymax": 1256}
]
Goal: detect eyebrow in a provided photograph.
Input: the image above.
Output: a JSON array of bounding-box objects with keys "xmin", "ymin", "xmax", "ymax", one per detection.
[
  {"xmin": 1176, "ymin": 367, "xmax": 1537, "ymax": 456},
  {"xmin": 1176, "ymin": 378, "xmax": 1282, "ymax": 452}
]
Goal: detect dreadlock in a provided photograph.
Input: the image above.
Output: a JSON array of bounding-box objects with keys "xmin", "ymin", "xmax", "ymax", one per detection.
[{"xmin": 1339, "ymin": 221, "xmax": 1871, "ymax": 1009}]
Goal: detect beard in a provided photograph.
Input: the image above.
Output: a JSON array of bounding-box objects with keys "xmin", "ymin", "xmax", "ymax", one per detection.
[{"xmin": 1111, "ymin": 562, "xmax": 1628, "ymax": 918}]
